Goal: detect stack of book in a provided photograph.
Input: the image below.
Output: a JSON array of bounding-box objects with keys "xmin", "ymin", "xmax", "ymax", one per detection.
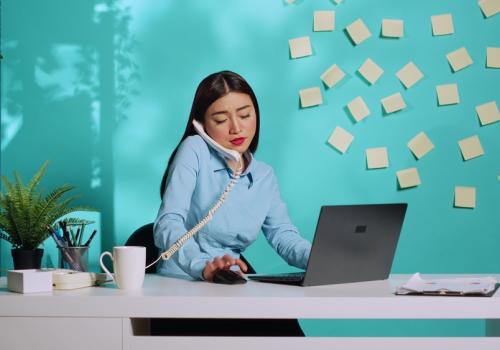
[{"xmin": 52, "ymin": 269, "xmax": 109, "ymax": 290}]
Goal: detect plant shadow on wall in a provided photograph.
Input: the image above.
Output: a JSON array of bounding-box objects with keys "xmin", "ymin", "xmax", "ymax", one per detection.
[{"xmin": 1, "ymin": 0, "xmax": 139, "ymax": 257}]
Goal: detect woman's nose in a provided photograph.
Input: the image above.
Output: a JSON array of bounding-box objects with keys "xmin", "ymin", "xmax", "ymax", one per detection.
[{"xmin": 229, "ymin": 118, "xmax": 241, "ymax": 134}]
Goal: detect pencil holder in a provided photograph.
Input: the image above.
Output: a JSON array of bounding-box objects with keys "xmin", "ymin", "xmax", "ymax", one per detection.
[{"xmin": 58, "ymin": 246, "xmax": 89, "ymax": 272}]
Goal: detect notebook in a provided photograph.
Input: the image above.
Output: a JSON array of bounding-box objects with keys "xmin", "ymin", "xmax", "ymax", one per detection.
[{"xmin": 248, "ymin": 203, "xmax": 407, "ymax": 287}]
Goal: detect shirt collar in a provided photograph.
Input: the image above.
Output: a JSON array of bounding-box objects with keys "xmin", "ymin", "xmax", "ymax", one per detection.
[{"xmin": 209, "ymin": 148, "xmax": 255, "ymax": 187}]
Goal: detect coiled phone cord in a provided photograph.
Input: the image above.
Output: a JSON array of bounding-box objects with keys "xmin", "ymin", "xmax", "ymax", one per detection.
[{"xmin": 145, "ymin": 163, "xmax": 243, "ymax": 270}]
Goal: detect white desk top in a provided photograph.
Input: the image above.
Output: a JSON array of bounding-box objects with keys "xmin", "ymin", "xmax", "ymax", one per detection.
[{"xmin": 1, "ymin": 274, "xmax": 499, "ymax": 319}]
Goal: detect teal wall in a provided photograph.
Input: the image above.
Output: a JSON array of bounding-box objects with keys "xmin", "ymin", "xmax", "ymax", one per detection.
[{"xmin": 1, "ymin": 0, "xmax": 499, "ymax": 336}]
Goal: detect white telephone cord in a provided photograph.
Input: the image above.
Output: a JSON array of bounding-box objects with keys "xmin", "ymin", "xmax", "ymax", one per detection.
[{"xmin": 145, "ymin": 163, "xmax": 243, "ymax": 270}]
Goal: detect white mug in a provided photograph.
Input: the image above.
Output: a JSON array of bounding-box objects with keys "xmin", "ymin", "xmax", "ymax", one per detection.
[{"xmin": 99, "ymin": 246, "xmax": 146, "ymax": 290}]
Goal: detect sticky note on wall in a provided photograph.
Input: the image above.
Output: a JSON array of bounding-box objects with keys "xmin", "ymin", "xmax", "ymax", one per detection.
[
  {"xmin": 299, "ymin": 87, "xmax": 322, "ymax": 108},
  {"xmin": 346, "ymin": 19, "xmax": 372, "ymax": 45},
  {"xmin": 314, "ymin": 11, "xmax": 335, "ymax": 31},
  {"xmin": 381, "ymin": 92, "xmax": 406, "ymax": 114},
  {"xmin": 321, "ymin": 64, "xmax": 345, "ymax": 88},
  {"xmin": 396, "ymin": 62, "xmax": 424, "ymax": 89},
  {"xmin": 382, "ymin": 19, "xmax": 404, "ymax": 38},
  {"xmin": 289, "ymin": 36, "xmax": 312, "ymax": 59},
  {"xmin": 454, "ymin": 186, "xmax": 476, "ymax": 208},
  {"xmin": 408, "ymin": 132, "xmax": 434, "ymax": 159},
  {"xmin": 478, "ymin": 0, "xmax": 500, "ymax": 18},
  {"xmin": 487, "ymin": 47, "xmax": 500, "ymax": 68},
  {"xmin": 458, "ymin": 135, "xmax": 484, "ymax": 160},
  {"xmin": 431, "ymin": 14, "xmax": 454, "ymax": 36},
  {"xmin": 396, "ymin": 168, "xmax": 421, "ymax": 188},
  {"xmin": 366, "ymin": 147, "xmax": 389, "ymax": 169},
  {"xmin": 476, "ymin": 101, "xmax": 500, "ymax": 125},
  {"xmin": 347, "ymin": 96, "xmax": 370, "ymax": 122},
  {"xmin": 447, "ymin": 47, "xmax": 473, "ymax": 72},
  {"xmin": 358, "ymin": 58, "xmax": 384, "ymax": 85},
  {"xmin": 328, "ymin": 126, "xmax": 354, "ymax": 154},
  {"xmin": 436, "ymin": 83, "xmax": 460, "ymax": 105}
]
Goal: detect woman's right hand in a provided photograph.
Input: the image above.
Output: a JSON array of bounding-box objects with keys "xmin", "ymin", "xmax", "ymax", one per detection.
[{"xmin": 203, "ymin": 254, "xmax": 248, "ymax": 282}]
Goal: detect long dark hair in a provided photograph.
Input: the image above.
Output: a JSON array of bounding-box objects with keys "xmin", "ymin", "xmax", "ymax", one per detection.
[{"xmin": 159, "ymin": 71, "xmax": 260, "ymax": 197}]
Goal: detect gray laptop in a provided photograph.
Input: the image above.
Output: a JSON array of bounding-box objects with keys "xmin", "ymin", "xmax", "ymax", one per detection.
[{"xmin": 248, "ymin": 203, "xmax": 407, "ymax": 287}]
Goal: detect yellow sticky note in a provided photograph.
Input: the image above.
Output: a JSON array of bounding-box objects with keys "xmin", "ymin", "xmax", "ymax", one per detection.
[
  {"xmin": 447, "ymin": 47, "xmax": 473, "ymax": 72},
  {"xmin": 408, "ymin": 132, "xmax": 434, "ymax": 159},
  {"xmin": 289, "ymin": 36, "xmax": 312, "ymax": 59},
  {"xmin": 299, "ymin": 87, "xmax": 322, "ymax": 108},
  {"xmin": 382, "ymin": 19, "xmax": 404, "ymax": 38},
  {"xmin": 347, "ymin": 96, "xmax": 370, "ymax": 122},
  {"xmin": 454, "ymin": 186, "xmax": 476, "ymax": 208},
  {"xmin": 328, "ymin": 126, "xmax": 354, "ymax": 154},
  {"xmin": 314, "ymin": 11, "xmax": 335, "ymax": 32},
  {"xmin": 366, "ymin": 147, "xmax": 389, "ymax": 169},
  {"xmin": 476, "ymin": 101, "xmax": 500, "ymax": 125},
  {"xmin": 458, "ymin": 135, "xmax": 484, "ymax": 161},
  {"xmin": 358, "ymin": 58, "xmax": 384, "ymax": 84},
  {"xmin": 396, "ymin": 168, "xmax": 421, "ymax": 189},
  {"xmin": 346, "ymin": 19, "xmax": 372, "ymax": 45},
  {"xmin": 431, "ymin": 14, "xmax": 454, "ymax": 36},
  {"xmin": 436, "ymin": 84, "xmax": 460, "ymax": 105},
  {"xmin": 321, "ymin": 64, "xmax": 346, "ymax": 88},
  {"xmin": 381, "ymin": 92, "xmax": 406, "ymax": 114},
  {"xmin": 396, "ymin": 62, "xmax": 424, "ymax": 89},
  {"xmin": 486, "ymin": 47, "xmax": 500, "ymax": 68},
  {"xmin": 479, "ymin": 0, "xmax": 500, "ymax": 18}
]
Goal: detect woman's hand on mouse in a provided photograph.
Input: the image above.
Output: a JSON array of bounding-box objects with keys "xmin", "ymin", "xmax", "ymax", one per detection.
[{"xmin": 203, "ymin": 254, "xmax": 248, "ymax": 281}]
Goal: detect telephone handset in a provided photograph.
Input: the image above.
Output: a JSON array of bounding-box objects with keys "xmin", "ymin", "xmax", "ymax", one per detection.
[{"xmin": 145, "ymin": 120, "xmax": 244, "ymax": 270}]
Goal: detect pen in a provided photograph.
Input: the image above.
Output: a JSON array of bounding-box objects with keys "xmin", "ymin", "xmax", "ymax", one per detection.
[
  {"xmin": 83, "ymin": 229, "xmax": 97, "ymax": 247},
  {"xmin": 47, "ymin": 225, "xmax": 82, "ymax": 271}
]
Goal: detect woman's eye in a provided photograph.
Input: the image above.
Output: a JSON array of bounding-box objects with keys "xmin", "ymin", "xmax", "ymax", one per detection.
[
  {"xmin": 240, "ymin": 114, "xmax": 250, "ymax": 119},
  {"xmin": 215, "ymin": 119, "xmax": 227, "ymax": 125}
]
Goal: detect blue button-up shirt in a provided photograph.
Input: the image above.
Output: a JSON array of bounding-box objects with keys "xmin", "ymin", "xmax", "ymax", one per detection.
[{"xmin": 153, "ymin": 135, "xmax": 311, "ymax": 280}]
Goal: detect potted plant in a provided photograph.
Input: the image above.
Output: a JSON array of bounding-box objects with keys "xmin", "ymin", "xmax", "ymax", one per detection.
[{"xmin": 0, "ymin": 161, "xmax": 91, "ymax": 269}]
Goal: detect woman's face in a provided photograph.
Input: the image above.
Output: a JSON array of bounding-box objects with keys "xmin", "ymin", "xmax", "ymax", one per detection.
[{"xmin": 203, "ymin": 92, "xmax": 257, "ymax": 154}]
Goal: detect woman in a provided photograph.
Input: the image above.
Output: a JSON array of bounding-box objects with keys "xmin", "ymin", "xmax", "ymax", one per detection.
[{"xmin": 153, "ymin": 70, "xmax": 311, "ymax": 336}]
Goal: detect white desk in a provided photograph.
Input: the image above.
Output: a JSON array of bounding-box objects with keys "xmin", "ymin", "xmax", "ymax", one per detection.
[{"xmin": 0, "ymin": 274, "xmax": 499, "ymax": 350}]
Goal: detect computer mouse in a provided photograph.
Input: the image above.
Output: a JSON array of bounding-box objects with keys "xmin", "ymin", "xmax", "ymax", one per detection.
[{"xmin": 213, "ymin": 269, "xmax": 247, "ymax": 285}]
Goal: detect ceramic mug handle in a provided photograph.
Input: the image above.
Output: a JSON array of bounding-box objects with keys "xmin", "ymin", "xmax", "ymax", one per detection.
[{"xmin": 99, "ymin": 251, "xmax": 115, "ymax": 283}]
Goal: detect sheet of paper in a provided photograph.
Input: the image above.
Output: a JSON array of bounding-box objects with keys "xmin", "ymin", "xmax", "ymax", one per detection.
[
  {"xmin": 487, "ymin": 47, "xmax": 500, "ymax": 68},
  {"xmin": 321, "ymin": 63, "xmax": 346, "ymax": 88},
  {"xmin": 382, "ymin": 19, "xmax": 404, "ymax": 38},
  {"xmin": 455, "ymin": 186, "xmax": 476, "ymax": 208},
  {"xmin": 436, "ymin": 83, "xmax": 460, "ymax": 105},
  {"xmin": 458, "ymin": 135, "xmax": 484, "ymax": 160},
  {"xmin": 328, "ymin": 126, "xmax": 354, "ymax": 154},
  {"xmin": 407, "ymin": 132, "xmax": 434, "ymax": 159},
  {"xmin": 476, "ymin": 101, "xmax": 500, "ymax": 125},
  {"xmin": 381, "ymin": 92, "xmax": 406, "ymax": 114},
  {"xmin": 396, "ymin": 273, "xmax": 496, "ymax": 295},
  {"xmin": 396, "ymin": 167, "xmax": 421, "ymax": 188},
  {"xmin": 289, "ymin": 36, "xmax": 312, "ymax": 59},
  {"xmin": 299, "ymin": 87, "xmax": 322, "ymax": 108},
  {"xmin": 447, "ymin": 47, "xmax": 473, "ymax": 72},
  {"xmin": 314, "ymin": 11, "xmax": 335, "ymax": 31},
  {"xmin": 347, "ymin": 96, "xmax": 370, "ymax": 122},
  {"xmin": 431, "ymin": 14, "xmax": 454, "ymax": 36},
  {"xmin": 479, "ymin": 0, "xmax": 500, "ymax": 18},
  {"xmin": 396, "ymin": 61, "xmax": 424, "ymax": 89},
  {"xmin": 366, "ymin": 147, "xmax": 389, "ymax": 169},
  {"xmin": 358, "ymin": 58, "xmax": 384, "ymax": 84},
  {"xmin": 346, "ymin": 19, "xmax": 372, "ymax": 45}
]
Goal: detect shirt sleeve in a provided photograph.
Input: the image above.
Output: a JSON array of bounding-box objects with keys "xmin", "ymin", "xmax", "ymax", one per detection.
[
  {"xmin": 261, "ymin": 170, "xmax": 312, "ymax": 269},
  {"xmin": 153, "ymin": 138, "xmax": 212, "ymax": 280}
]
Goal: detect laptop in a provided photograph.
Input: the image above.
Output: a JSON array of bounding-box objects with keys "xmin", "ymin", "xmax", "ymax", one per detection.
[{"xmin": 247, "ymin": 203, "xmax": 407, "ymax": 287}]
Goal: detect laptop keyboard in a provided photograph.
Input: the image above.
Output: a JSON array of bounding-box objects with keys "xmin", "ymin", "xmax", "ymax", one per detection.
[{"xmin": 248, "ymin": 272, "xmax": 305, "ymax": 283}]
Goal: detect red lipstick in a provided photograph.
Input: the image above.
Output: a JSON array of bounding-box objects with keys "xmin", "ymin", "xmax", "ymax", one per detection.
[{"xmin": 230, "ymin": 137, "xmax": 246, "ymax": 146}]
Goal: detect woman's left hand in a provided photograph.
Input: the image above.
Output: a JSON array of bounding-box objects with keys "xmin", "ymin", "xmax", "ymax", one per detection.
[{"xmin": 203, "ymin": 254, "xmax": 248, "ymax": 281}]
